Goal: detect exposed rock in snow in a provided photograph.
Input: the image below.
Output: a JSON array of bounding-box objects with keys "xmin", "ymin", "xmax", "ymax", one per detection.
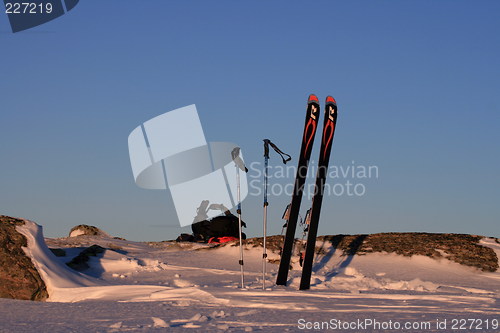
[
  {"xmin": 49, "ymin": 248, "xmax": 66, "ymax": 257},
  {"xmin": 69, "ymin": 225, "xmax": 109, "ymax": 238},
  {"xmin": 236, "ymin": 233, "xmax": 499, "ymax": 272},
  {"xmin": 318, "ymin": 233, "xmax": 499, "ymax": 272},
  {"xmin": 66, "ymin": 245, "xmax": 106, "ymax": 271},
  {"xmin": 0, "ymin": 215, "xmax": 48, "ymax": 301}
]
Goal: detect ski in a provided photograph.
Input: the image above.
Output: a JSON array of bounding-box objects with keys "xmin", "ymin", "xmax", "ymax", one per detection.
[
  {"xmin": 276, "ymin": 94, "xmax": 320, "ymax": 286},
  {"xmin": 299, "ymin": 96, "xmax": 338, "ymax": 290}
]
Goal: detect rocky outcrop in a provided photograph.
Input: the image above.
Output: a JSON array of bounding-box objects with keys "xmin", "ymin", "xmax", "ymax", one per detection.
[
  {"xmin": 69, "ymin": 225, "xmax": 108, "ymax": 238},
  {"xmin": 49, "ymin": 248, "xmax": 66, "ymax": 257},
  {"xmin": 234, "ymin": 233, "xmax": 499, "ymax": 272},
  {"xmin": 0, "ymin": 215, "xmax": 48, "ymax": 301},
  {"xmin": 316, "ymin": 233, "xmax": 499, "ymax": 272},
  {"xmin": 66, "ymin": 245, "xmax": 106, "ymax": 271}
]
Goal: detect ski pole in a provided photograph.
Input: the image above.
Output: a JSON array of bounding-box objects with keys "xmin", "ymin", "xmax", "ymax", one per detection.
[
  {"xmin": 262, "ymin": 139, "xmax": 291, "ymax": 290},
  {"xmin": 298, "ymin": 208, "xmax": 311, "ymax": 267},
  {"xmin": 279, "ymin": 204, "xmax": 291, "ymax": 256},
  {"xmin": 262, "ymin": 140, "xmax": 270, "ymax": 290},
  {"xmin": 231, "ymin": 147, "xmax": 247, "ymax": 289},
  {"xmin": 236, "ymin": 164, "xmax": 244, "ymax": 289}
]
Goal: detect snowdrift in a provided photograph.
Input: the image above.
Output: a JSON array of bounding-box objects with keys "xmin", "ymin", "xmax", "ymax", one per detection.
[
  {"xmin": 16, "ymin": 219, "xmax": 227, "ymax": 304},
  {"xmin": 8, "ymin": 217, "xmax": 499, "ymax": 308}
]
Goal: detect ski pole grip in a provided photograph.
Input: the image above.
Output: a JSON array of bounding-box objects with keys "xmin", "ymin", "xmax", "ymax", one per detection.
[{"xmin": 263, "ymin": 139, "xmax": 270, "ymax": 158}]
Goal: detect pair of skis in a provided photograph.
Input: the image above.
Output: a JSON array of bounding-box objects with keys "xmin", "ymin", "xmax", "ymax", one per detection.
[{"xmin": 276, "ymin": 94, "xmax": 338, "ymax": 290}]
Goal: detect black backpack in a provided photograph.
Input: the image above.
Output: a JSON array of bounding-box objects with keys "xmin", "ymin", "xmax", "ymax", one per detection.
[{"xmin": 192, "ymin": 214, "xmax": 246, "ymax": 241}]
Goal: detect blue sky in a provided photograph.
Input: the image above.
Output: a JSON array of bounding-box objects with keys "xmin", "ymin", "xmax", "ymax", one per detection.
[{"xmin": 1, "ymin": 1, "xmax": 499, "ymax": 241}]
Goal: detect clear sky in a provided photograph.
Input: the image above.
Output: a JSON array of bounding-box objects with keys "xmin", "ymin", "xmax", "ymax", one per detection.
[{"xmin": 1, "ymin": 1, "xmax": 499, "ymax": 241}]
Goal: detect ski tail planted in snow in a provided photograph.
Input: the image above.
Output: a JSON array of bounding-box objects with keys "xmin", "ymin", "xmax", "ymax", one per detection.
[
  {"xmin": 299, "ymin": 96, "xmax": 338, "ymax": 290},
  {"xmin": 276, "ymin": 94, "xmax": 320, "ymax": 286}
]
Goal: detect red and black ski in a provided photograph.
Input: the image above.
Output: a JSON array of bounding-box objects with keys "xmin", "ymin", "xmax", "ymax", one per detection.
[
  {"xmin": 299, "ymin": 96, "xmax": 338, "ymax": 290},
  {"xmin": 276, "ymin": 94, "xmax": 320, "ymax": 286}
]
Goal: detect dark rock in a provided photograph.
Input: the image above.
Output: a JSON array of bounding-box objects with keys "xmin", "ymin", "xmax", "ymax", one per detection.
[
  {"xmin": 0, "ymin": 215, "xmax": 48, "ymax": 301},
  {"xmin": 49, "ymin": 248, "xmax": 66, "ymax": 257},
  {"xmin": 317, "ymin": 233, "xmax": 499, "ymax": 272},
  {"xmin": 239, "ymin": 235, "xmax": 283, "ymax": 253},
  {"xmin": 223, "ymin": 233, "xmax": 498, "ymax": 272},
  {"xmin": 66, "ymin": 245, "xmax": 106, "ymax": 271}
]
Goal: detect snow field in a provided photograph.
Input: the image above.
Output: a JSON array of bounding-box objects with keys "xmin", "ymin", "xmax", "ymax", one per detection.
[{"xmin": 4, "ymin": 219, "xmax": 498, "ymax": 332}]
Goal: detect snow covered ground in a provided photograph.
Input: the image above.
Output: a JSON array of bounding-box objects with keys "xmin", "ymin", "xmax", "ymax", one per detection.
[{"xmin": 0, "ymin": 220, "xmax": 498, "ymax": 332}]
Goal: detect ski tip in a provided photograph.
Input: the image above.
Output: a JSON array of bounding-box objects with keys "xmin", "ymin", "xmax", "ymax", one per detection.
[
  {"xmin": 308, "ymin": 94, "xmax": 319, "ymax": 104},
  {"xmin": 326, "ymin": 96, "xmax": 337, "ymax": 105}
]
